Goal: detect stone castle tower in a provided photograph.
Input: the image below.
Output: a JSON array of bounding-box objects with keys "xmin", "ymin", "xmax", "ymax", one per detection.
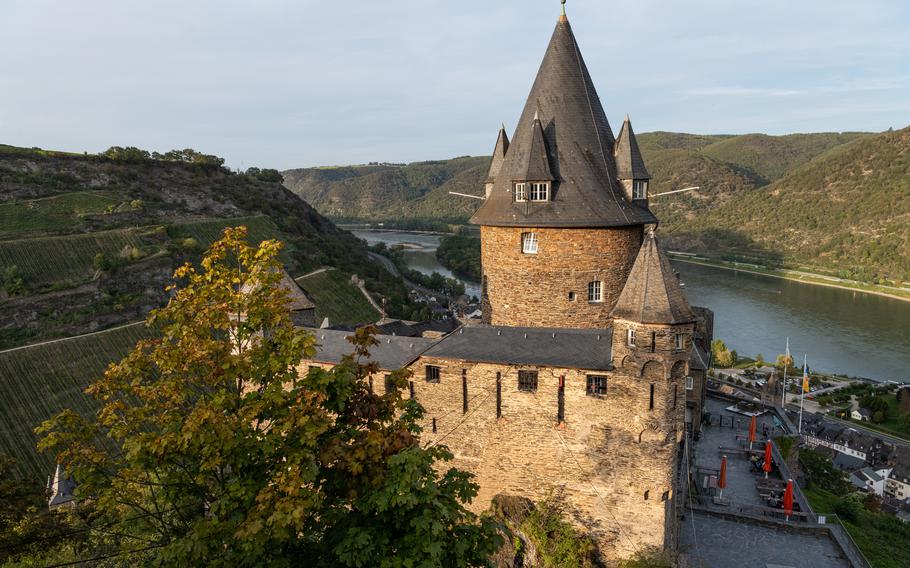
[{"xmin": 471, "ymin": 11, "xmax": 656, "ymax": 329}]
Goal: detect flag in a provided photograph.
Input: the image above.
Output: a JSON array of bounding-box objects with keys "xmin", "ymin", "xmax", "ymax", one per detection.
[{"xmin": 802, "ymin": 357, "xmax": 810, "ymax": 393}]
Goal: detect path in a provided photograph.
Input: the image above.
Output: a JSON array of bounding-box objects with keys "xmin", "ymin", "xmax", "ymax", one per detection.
[{"xmin": 0, "ymin": 320, "xmax": 146, "ymax": 355}]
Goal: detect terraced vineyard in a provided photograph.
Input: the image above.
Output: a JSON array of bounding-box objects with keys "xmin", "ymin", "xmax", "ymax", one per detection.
[
  {"xmin": 169, "ymin": 215, "xmax": 297, "ymax": 263},
  {"xmin": 0, "ymin": 228, "xmax": 145, "ymax": 288},
  {"xmin": 296, "ymin": 269, "xmax": 380, "ymax": 326},
  {"xmin": 0, "ymin": 190, "xmax": 125, "ymax": 238},
  {"xmin": 0, "ymin": 323, "xmax": 153, "ymax": 480}
]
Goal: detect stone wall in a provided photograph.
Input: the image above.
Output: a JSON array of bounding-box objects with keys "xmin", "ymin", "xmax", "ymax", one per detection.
[
  {"xmin": 480, "ymin": 225, "xmax": 643, "ymax": 328},
  {"xmin": 404, "ymin": 356, "xmax": 683, "ymax": 562}
]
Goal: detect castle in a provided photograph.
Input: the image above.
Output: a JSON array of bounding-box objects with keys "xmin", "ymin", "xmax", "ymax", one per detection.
[{"xmin": 301, "ymin": 7, "xmax": 712, "ymax": 562}]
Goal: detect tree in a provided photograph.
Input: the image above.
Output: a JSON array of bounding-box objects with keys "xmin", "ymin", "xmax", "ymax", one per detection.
[
  {"xmin": 755, "ymin": 353, "xmax": 765, "ymax": 367},
  {"xmin": 38, "ymin": 227, "xmax": 500, "ymax": 566},
  {"xmin": 776, "ymin": 354, "xmax": 795, "ymax": 374}
]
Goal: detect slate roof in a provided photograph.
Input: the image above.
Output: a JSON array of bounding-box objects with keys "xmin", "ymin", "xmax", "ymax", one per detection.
[
  {"xmin": 485, "ymin": 125, "xmax": 510, "ymax": 183},
  {"xmin": 611, "ymin": 232, "xmax": 695, "ymax": 324},
  {"xmin": 470, "ymin": 17, "xmax": 656, "ymax": 228},
  {"xmin": 614, "ymin": 116, "xmax": 650, "ymax": 180},
  {"xmin": 511, "ymin": 113, "xmax": 556, "ymax": 182},
  {"xmin": 306, "ymin": 329, "xmax": 437, "ymax": 371},
  {"xmin": 690, "ymin": 344, "xmax": 710, "ymax": 371},
  {"xmin": 422, "ymin": 325, "xmax": 614, "ymax": 371},
  {"xmin": 241, "ymin": 269, "xmax": 315, "ymax": 311}
]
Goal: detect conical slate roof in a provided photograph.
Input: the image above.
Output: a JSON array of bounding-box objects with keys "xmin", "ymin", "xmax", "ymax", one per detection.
[
  {"xmin": 512, "ymin": 113, "xmax": 556, "ymax": 182},
  {"xmin": 485, "ymin": 125, "xmax": 510, "ymax": 183},
  {"xmin": 470, "ymin": 16, "xmax": 656, "ymax": 228},
  {"xmin": 610, "ymin": 232, "xmax": 695, "ymax": 325},
  {"xmin": 615, "ymin": 116, "xmax": 650, "ymax": 180}
]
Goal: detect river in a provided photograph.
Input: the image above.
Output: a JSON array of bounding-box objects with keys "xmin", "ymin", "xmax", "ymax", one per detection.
[{"xmin": 352, "ymin": 230, "xmax": 910, "ymax": 382}]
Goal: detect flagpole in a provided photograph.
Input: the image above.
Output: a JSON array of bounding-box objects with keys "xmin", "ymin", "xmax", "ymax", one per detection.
[
  {"xmin": 798, "ymin": 354, "xmax": 807, "ymax": 434},
  {"xmin": 781, "ymin": 337, "xmax": 790, "ymax": 408}
]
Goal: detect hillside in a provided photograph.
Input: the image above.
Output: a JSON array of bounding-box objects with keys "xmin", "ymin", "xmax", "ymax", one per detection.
[
  {"xmin": 282, "ymin": 130, "xmax": 910, "ymax": 281},
  {"xmin": 282, "ymin": 156, "xmax": 488, "ymax": 226},
  {"xmin": 665, "ymin": 127, "xmax": 910, "ymax": 281},
  {"xmin": 0, "ymin": 146, "xmax": 410, "ymax": 349}
]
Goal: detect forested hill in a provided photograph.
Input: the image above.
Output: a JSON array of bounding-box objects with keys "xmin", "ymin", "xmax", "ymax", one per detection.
[
  {"xmin": 662, "ymin": 127, "xmax": 910, "ymax": 282},
  {"xmin": 0, "ymin": 145, "xmax": 408, "ymax": 349},
  {"xmin": 282, "ymin": 156, "xmax": 488, "ymax": 225},
  {"xmin": 283, "ymin": 129, "xmax": 910, "ymax": 282}
]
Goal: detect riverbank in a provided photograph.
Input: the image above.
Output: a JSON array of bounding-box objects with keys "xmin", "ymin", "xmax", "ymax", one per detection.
[{"xmin": 669, "ymin": 253, "xmax": 910, "ymax": 303}]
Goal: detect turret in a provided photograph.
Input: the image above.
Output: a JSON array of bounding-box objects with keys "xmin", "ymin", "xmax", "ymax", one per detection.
[
  {"xmin": 611, "ymin": 231, "xmax": 695, "ymax": 435},
  {"xmin": 615, "ymin": 115, "xmax": 651, "ymax": 206},
  {"xmin": 484, "ymin": 125, "xmax": 510, "ymax": 198}
]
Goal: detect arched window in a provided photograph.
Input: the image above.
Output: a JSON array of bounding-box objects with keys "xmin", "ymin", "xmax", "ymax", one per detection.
[{"xmin": 587, "ymin": 280, "xmax": 603, "ymax": 302}]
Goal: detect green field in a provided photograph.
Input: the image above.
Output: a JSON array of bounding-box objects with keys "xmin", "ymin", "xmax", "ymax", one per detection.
[
  {"xmin": 0, "ymin": 191, "xmax": 125, "ymax": 238},
  {"xmin": 0, "ymin": 323, "xmax": 153, "ymax": 481},
  {"xmin": 804, "ymin": 487, "xmax": 910, "ymax": 568},
  {"xmin": 296, "ymin": 269, "xmax": 380, "ymax": 326},
  {"xmin": 0, "ymin": 228, "xmax": 146, "ymax": 288}
]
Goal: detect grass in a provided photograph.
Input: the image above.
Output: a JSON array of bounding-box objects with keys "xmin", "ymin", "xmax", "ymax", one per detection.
[
  {"xmin": 803, "ymin": 487, "xmax": 910, "ymax": 568},
  {"xmin": 0, "ymin": 323, "xmax": 153, "ymax": 481},
  {"xmin": 168, "ymin": 215, "xmax": 296, "ymax": 264},
  {"xmin": 0, "ymin": 191, "xmax": 125, "ymax": 238},
  {"xmin": 296, "ymin": 269, "xmax": 380, "ymax": 326},
  {"xmin": 0, "ymin": 228, "xmax": 145, "ymax": 288}
]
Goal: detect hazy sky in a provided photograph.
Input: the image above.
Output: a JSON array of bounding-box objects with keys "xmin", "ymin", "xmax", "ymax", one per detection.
[{"xmin": 2, "ymin": 1, "xmax": 908, "ymax": 169}]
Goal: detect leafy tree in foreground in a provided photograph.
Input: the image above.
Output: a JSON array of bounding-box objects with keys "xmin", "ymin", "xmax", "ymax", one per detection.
[{"xmin": 37, "ymin": 227, "xmax": 500, "ymax": 567}]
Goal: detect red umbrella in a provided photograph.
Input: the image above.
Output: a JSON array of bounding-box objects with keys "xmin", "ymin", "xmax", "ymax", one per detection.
[
  {"xmin": 783, "ymin": 478, "xmax": 794, "ymax": 519},
  {"xmin": 718, "ymin": 455, "xmax": 728, "ymax": 499},
  {"xmin": 763, "ymin": 440, "xmax": 773, "ymax": 478},
  {"xmin": 748, "ymin": 415, "xmax": 757, "ymax": 449}
]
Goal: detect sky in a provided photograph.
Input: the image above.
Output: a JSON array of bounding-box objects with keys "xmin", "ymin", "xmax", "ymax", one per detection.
[{"xmin": 2, "ymin": 0, "xmax": 909, "ymax": 170}]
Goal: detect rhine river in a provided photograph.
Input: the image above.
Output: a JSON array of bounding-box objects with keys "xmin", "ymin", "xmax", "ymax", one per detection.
[{"xmin": 352, "ymin": 230, "xmax": 910, "ymax": 382}]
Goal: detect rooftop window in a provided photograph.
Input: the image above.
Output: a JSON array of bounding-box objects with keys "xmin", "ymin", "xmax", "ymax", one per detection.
[
  {"xmin": 633, "ymin": 180, "xmax": 648, "ymax": 200},
  {"xmin": 530, "ymin": 182, "xmax": 550, "ymax": 201},
  {"xmin": 514, "ymin": 182, "xmax": 527, "ymax": 202}
]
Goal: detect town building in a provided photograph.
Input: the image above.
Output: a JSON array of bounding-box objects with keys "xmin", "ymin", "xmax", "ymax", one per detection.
[{"xmin": 300, "ymin": 6, "xmax": 712, "ymax": 562}]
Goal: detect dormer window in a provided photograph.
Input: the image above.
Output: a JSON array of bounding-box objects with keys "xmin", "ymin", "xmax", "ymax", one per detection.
[
  {"xmin": 530, "ymin": 182, "xmax": 550, "ymax": 201},
  {"xmin": 633, "ymin": 180, "xmax": 648, "ymax": 200},
  {"xmin": 514, "ymin": 182, "xmax": 527, "ymax": 202}
]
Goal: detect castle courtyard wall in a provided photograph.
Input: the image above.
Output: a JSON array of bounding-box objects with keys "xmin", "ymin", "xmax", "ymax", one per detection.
[{"xmin": 405, "ymin": 356, "xmax": 682, "ymax": 561}]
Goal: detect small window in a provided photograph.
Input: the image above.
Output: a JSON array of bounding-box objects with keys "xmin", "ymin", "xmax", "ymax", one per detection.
[
  {"xmin": 644, "ymin": 489, "xmax": 650, "ymax": 501},
  {"xmin": 675, "ymin": 333, "xmax": 684, "ymax": 350},
  {"xmin": 587, "ymin": 281, "xmax": 603, "ymax": 303},
  {"xmin": 518, "ymin": 370, "xmax": 538, "ymax": 392},
  {"xmin": 649, "ymin": 383, "xmax": 655, "ymax": 410},
  {"xmin": 650, "ymin": 331, "xmax": 657, "ymax": 353},
  {"xmin": 586, "ymin": 375, "xmax": 608, "ymax": 397},
  {"xmin": 627, "ymin": 328, "xmax": 636, "ymax": 347},
  {"xmin": 530, "ymin": 182, "xmax": 550, "ymax": 201},
  {"xmin": 568, "ymin": 291, "xmax": 575, "ymax": 301},
  {"xmin": 521, "ymin": 232, "xmax": 538, "ymax": 254},
  {"xmin": 686, "ymin": 376, "xmax": 694, "ymax": 390},
  {"xmin": 514, "ymin": 182, "xmax": 527, "ymax": 201},
  {"xmin": 672, "ymin": 384, "xmax": 677, "ymax": 409},
  {"xmin": 633, "ymin": 180, "xmax": 648, "ymax": 200},
  {"xmin": 384, "ymin": 374, "xmax": 394, "ymax": 393},
  {"xmin": 425, "ymin": 365, "xmax": 441, "ymax": 383}
]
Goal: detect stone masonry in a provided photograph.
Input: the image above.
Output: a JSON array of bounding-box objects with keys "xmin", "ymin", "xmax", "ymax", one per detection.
[
  {"xmin": 406, "ymin": 355, "xmax": 685, "ymax": 560},
  {"xmin": 481, "ymin": 225, "xmax": 643, "ymax": 328}
]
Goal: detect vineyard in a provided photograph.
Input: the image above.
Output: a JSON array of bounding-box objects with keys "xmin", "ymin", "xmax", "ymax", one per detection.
[
  {"xmin": 0, "ymin": 228, "xmax": 145, "ymax": 288},
  {"xmin": 169, "ymin": 215, "xmax": 297, "ymax": 263},
  {"xmin": 296, "ymin": 269, "xmax": 380, "ymax": 326},
  {"xmin": 0, "ymin": 323, "xmax": 153, "ymax": 480},
  {"xmin": 0, "ymin": 191, "xmax": 125, "ymax": 238}
]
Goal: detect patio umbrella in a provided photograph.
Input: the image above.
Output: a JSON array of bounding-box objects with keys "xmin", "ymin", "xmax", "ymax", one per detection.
[
  {"xmin": 748, "ymin": 415, "xmax": 757, "ymax": 450},
  {"xmin": 783, "ymin": 478, "xmax": 794, "ymax": 520},
  {"xmin": 718, "ymin": 455, "xmax": 728, "ymax": 500},
  {"xmin": 763, "ymin": 440, "xmax": 773, "ymax": 478}
]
